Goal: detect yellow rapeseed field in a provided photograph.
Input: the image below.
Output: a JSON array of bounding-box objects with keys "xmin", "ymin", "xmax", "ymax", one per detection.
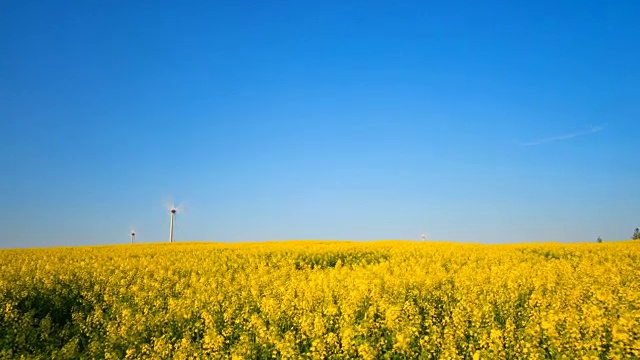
[{"xmin": 1, "ymin": 241, "xmax": 639, "ymax": 359}]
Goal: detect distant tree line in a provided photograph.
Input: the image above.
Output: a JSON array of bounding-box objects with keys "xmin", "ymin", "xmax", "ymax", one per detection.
[{"xmin": 596, "ymin": 228, "xmax": 639, "ymax": 243}]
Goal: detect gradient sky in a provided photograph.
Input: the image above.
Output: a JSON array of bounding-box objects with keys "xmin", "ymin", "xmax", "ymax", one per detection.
[{"xmin": 1, "ymin": 1, "xmax": 639, "ymax": 247}]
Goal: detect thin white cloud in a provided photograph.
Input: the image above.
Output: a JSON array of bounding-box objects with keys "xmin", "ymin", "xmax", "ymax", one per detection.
[{"xmin": 520, "ymin": 125, "xmax": 605, "ymax": 146}]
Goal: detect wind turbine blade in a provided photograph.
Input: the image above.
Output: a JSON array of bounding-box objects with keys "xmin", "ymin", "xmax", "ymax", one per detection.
[
  {"xmin": 162, "ymin": 196, "xmax": 176, "ymax": 211},
  {"xmin": 175, "ymin": 202, "xmax": 188, "ymax": 215}
]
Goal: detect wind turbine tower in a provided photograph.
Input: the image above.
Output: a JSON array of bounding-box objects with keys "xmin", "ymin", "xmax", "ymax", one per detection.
[
  {"xmin": 169, "ymin": 208, "xmax": 177, "ymax": 243},
  {"xmin": 131, "ymin": 231, "xmax": 136, "ymax": 244}
]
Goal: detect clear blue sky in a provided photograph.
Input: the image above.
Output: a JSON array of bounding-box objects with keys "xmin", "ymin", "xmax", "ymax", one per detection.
[{"xmin": 1, "ymin": 1, "xmax": 638, "ymax": 247}]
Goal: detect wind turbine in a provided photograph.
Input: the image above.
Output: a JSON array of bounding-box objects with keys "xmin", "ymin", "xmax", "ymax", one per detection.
[
  {"xmin": 164, "ymin": 198, "xmax": 186, "ymax": 243},
  {"xmin": 130, "ymin": 230, "xmax": 136, "ymax": 244}
]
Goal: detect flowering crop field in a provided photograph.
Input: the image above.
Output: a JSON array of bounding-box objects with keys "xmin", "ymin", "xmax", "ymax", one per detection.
[{"xmin": 1, "ymin": 241, "xmax": 639, "ymax": 359}]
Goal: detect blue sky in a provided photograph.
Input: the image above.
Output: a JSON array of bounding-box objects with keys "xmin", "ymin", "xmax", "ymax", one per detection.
[{"xmin": 1, "ymin": 0, "xmax": 638, "ymax": 247}]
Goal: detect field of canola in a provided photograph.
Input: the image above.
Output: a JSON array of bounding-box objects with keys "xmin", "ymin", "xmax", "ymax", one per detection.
[{"xmin": 1, "ymin": 241, "xmax": 639, "ymax": 359}]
